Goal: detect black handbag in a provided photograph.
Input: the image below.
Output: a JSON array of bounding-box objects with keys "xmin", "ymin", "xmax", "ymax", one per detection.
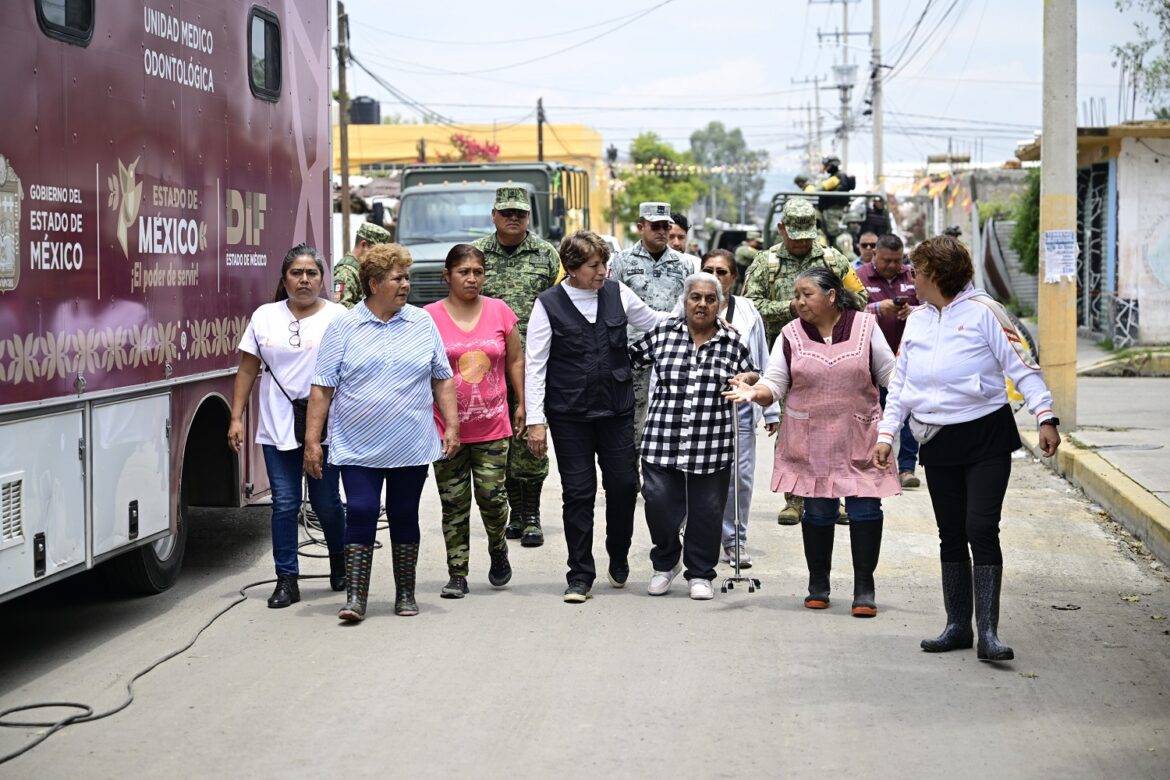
[{"xmin": 256, "ymin": 344, "xmax": 327, "ymax": 446}]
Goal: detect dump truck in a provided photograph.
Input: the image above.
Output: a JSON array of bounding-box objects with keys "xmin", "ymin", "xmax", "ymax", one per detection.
[{"xmin": 395, "ymin": 162, "xmax": 590, "ymax": 303}]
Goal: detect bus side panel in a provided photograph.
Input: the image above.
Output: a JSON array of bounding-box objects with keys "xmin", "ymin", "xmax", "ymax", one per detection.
[{"xmin": 0, "ymin": 411, "xmax": 86, "ymax": 595}]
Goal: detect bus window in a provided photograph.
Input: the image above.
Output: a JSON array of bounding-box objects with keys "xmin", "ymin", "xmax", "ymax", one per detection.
[
  {"xmin": 249, "ymin": 7, "xmax": 282, "ymax": 101},
  {"xmin": 36, "ymin": 0, "xmax": 94, "ymax": 46}
]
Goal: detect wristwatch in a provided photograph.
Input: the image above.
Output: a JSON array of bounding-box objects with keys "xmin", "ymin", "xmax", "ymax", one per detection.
[{"xmin": 1039, "ymin": 417, "xmax": 1060, "ymax": 428}]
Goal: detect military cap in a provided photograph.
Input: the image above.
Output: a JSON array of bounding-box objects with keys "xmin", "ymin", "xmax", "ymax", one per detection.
[
  {"xmin": 780, "ymin": 198, "xmax": 819, "ymax": 240},
  {"xmin": 492, "ymin": 186, "xmax": 530, "ymax": 212},
  {"xmin": 638, "ymin": 202, "xmax": 674, "ymax": 223},
  {"xmin": 746, "ymin": 229, "xmax": 762, "ymax": 241},
  {"xmin": 356, "ymin": 222, "xmax": 391, "ymax": 244}
]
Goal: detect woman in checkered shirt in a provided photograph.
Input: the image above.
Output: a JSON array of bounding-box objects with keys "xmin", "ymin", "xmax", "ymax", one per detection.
[
  {"xmin": 726, "ymin": 266, "xmax": 900, "ymax": 617},
  {"xmin": 629, "ymin": 272, "xmax": 759, "ymax": 601}
]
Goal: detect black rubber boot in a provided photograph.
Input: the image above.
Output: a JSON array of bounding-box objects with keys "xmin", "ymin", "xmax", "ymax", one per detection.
[
  {"xmin": 328, "ymin": 552, "xmax": 346, "ymax": 592},
  {"xmin": 392, "ymin": 542, "xmax": 420, "ymax": 616},
  {"xmin": 520, "ymin": 480, "xmax": 544, "ymax": 548},
  {"xmin": 338, "ymin": 544, "xmax": 373, "ymax": 622},
  {"xmin": 488, "ymin": 545, "xmax": 512, "ymax": 587},
  {"xmin": 849, "ymin": 518, "xmax": 882, "ymax": 617},
  {"xmin": 801, "ymin": 522, "xmax": 834, "ymax": 608},
  {"xmin": 504, "ymin": 478, "xmax": 523, "ymax": 540},
  {"xmin": 921, "ymin": 560, "xmax": 975, "ymax": 652},
  {"xmin": 267, "ymin": 574, "xmax": 300, "ymax": 608},
  {"xmin": 974, "ymin": 564, "xmax": 1014, "ymax": 661}
]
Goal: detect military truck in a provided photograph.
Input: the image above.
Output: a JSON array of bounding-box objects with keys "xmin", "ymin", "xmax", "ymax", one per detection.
[{"xmin": 395, "ymin": 162, "xmax": 590, "ymax": 303}]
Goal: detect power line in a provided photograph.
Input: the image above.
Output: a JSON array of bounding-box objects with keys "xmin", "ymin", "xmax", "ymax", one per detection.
[
  {"xmin": 356, "ymin": 2, "xmax": 669, "ymax": 46},
  {"xmin": 445, "ymin": 0, "xmax": 679, "ymax": 76}
]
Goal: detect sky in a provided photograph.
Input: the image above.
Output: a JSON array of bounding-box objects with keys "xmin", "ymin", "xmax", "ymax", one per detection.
[{"xmin": 336, "ymin": 0, "xmax": 1157, "ymax": 187}]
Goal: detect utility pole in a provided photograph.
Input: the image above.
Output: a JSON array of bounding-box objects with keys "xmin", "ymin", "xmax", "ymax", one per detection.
[
  {"xmin": 793, "ymin": 75, "xmax": 824, "ymax": 170},
  {"xmin": 335, "ymin": 1, "xmax": 351, "ymax": 255},
  {"xmin": 537, "ymin": 97, "xmax": 545, "ymax": 162},
  {"xmin": 871, "ymin": 0, "xmax": 883, "ymax": 191},
  {"xmin": 814, "ymin": 0, "xmax": 864, "ymax": 170},
  {"xmin": 1039, "ymin": 0, "xmax": 1078, "ymax": 429}
]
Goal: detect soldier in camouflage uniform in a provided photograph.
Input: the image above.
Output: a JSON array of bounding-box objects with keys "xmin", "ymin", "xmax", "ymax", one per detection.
[
  {"xmin": 332, "ymin": 222, "xmax": 391, "ymax": 308},
  {"xmin": 433, "ymin": 438, "xmax": 511, "ymax": 595},
  {"xmin": 474, "ymin": 186, "xmax": 562, "ymax": 547},
  {"xmin": 734, "ymin": 229, "xmax": 764, "ymax": 285},
  {"xmin": 744, "ymin": 197, "xmax": 868, "ymax": 525},
  {"xmin": 608, "ymin": 202, "xmax": 691, "ymax": 441}
]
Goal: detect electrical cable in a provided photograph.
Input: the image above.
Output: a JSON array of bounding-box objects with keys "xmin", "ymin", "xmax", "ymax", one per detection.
[
  {"xmin": 0, "ymin": 495, "xmax": 387, "ymax": 765},
  {"xmin": 356, "ymin": 1, "xmax": 668, "ymax": 46}
]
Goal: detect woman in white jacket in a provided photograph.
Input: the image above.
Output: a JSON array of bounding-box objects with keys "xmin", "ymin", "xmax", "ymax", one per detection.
[
  {"xmin": 873, "ymin": 236, "xmax": 1061, "ymax": 662},
  {"xmin": 699, "ymin": 249, "xmax": 780, "ymax": 567}
]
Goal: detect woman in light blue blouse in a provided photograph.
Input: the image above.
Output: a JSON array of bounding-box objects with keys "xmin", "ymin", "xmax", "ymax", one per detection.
[{"xmin": 305, "ymin": 243, "xmax": 460, "ymax": 622}]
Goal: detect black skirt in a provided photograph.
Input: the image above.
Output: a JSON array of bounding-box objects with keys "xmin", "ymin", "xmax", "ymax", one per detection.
[{"xmin": 917, "ymin": 404, "xmax": 1022, "ymax": 468}]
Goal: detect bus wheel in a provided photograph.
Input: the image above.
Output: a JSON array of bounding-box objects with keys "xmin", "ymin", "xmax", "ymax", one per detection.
[{"xmin": 107, "ymin": 478, "xmax": 189, "ymax": 594}]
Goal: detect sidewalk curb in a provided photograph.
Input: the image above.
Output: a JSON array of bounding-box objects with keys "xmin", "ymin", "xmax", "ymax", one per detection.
[{"xmin": 1021, "ymin": 430, "xmax": 1170, "ymax": 565}]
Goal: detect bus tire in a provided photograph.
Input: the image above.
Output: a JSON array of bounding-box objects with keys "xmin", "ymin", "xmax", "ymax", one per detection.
[{"xmin": 106, "ymin": 480, "xmax": 188, "ymax": 595}]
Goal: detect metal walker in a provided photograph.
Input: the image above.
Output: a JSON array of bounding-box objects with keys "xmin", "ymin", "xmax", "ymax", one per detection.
[{"xmin": 721, "ymin": 398, "xmax": 761, "ymax": 594}]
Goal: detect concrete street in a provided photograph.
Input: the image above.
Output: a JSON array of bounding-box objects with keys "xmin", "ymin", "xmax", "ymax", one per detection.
[{"xmin": 1, "ymin": 437, "xmax": 1168, "ymax": 778}]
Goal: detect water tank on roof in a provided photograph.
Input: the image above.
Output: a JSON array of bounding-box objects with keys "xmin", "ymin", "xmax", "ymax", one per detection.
[{"xmin": 349, "ymin": 96, "xmax": 380, "ymax": 125}]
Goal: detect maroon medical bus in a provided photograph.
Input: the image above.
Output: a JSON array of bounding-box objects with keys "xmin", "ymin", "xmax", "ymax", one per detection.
[{"xmin": 0, "ymin": 0, "xmax": 332, "ymax": 601}]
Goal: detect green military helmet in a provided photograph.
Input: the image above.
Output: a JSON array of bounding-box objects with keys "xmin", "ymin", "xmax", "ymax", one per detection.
[
  {"xmin": 493, "ymin": 185, "xmax": 531, "ymax": 212},
  {"xmin": 356, "ymin": 222, "xmax": 391, "ymax": 245},
  {"xmin": 779, "ymin": 198, "xmax": 819, "ymax": 240},
  {"xmin": 746, "ymin": 229, "xmax": 762, "ymax": 241}
]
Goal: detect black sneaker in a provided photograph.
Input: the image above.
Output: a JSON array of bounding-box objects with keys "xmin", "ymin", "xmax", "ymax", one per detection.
[
  {"xmin": 563, "ymin": 581, "xmax": 592, "ymax": 603},
  {"xmin": 607, "ymin": 559, "xmax": 629, "ymax": 589},
  {"xmin": 488, "ymin": 546, "xmax": 512, "ymax": 587},
  {"xmin": 441, "ymin": 574, "xmax": 469, "ymax": 599}
]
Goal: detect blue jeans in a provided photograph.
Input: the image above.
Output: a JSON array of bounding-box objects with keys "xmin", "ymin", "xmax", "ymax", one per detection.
[
  {"xmin": 803, "ymin": 496, "xmax": 883, "ymax": 526},
  {"xmin": 262, "ymin": 444, "xmax": 346, "ymax": 576},
  {"xmin": 340, "ymin": 464, "xmax": 429, "ymax": 546},
  {"xmin": 721, "ymin": 404, "xmax": 756, "ymax": 546},
  {"xmin": 880, "ymin": 387, "xmax": 920, "ymax": 474}
]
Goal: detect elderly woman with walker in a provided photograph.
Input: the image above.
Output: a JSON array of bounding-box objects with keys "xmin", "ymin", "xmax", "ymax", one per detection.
[
  {"xmin": 630, "ymin": 271, "xmax": 758, "ymax": 600},
  {"xmin": 727, "ymin": 266, "xmax": 899, "ymax": 617}
]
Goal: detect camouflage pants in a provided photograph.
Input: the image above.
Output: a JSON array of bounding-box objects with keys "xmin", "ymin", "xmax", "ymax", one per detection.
[
  {"xmin": 433, "ymin": 438, "xmax": 510, "ymax": 577},
  {"xmin": 507, "ymin": 388, "xmax": 548, "ymax": 483}
]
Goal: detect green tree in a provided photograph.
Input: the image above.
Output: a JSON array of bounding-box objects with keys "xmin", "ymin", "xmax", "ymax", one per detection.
[
  {"xmin": 689, "ymin": 121, "xmax": 769, "ymax": 223},
  {"xmin": 1113, "ymin": 0, "xmax": 1170, "ymax": 115},
  {"xmin": 1010, "ymin": 168, "xmax": 1041, "ymax": 276},
  {"xmin": 606, "ymin": 133, "xmax": 705, "ymax": 238}
]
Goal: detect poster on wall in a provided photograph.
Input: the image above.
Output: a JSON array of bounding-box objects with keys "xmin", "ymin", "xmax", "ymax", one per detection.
[{"xmin": 1042, "ymin": 229, "xmax": 1077, "ymax": 283}]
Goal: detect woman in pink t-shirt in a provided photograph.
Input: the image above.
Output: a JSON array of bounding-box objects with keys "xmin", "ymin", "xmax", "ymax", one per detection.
[{"xmin": 425, "ymin": 244, "xmax": 523, "ymax": 599}]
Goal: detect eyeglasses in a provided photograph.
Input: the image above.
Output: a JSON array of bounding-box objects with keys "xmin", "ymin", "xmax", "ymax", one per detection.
[
  {"xmin": 702, "ymin": 267, "xmax": 732, "ymax": 277},
  {"xmin": 288, "ymin": 319, "xmax": 301, "ymax": 348},
  {"xmin": 498, "ymin": 209, "xmax": 527, "ymax": 220},
  {"xmin": 859, "ymin": 242, "xmax": 877, "ymax": 249}
]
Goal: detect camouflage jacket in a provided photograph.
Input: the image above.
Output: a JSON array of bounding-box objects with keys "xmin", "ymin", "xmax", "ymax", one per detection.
[
  {"xmin": 743, "ymin": 242, "xmax": 868, "ymax": 345},
  {"xmin": 474, "ymin": 231, "xmax": 562, "ymax": 338},
  {"xmin": 609, "ymin": 241, "xmax": 692, "ymax": 339},
  {"xmin": 332, "ymin": 253, "xmax": 362, "ymax": 309}
]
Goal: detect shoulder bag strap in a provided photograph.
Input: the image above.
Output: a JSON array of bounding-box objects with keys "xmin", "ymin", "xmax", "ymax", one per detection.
[{"xmin": 253, "ymin": 342, "xmax": 296, "ymax": 404}]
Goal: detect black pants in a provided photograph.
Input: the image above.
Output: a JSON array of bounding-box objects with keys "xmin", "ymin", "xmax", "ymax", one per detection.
[
  {"xmin": 547, "ymin": 414, "xmax": 638, "ymax": 586},
  {"xmin": 923, "ymin": 455, "xmax": 1012, "ymax": 565},
  {"xmin": 641, "ymin": 460, "xmax": 731, "ymax": 581}
]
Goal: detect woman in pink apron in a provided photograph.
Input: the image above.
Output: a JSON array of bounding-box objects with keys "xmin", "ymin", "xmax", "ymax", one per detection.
[{"xmin": 726, "ymin": 267, "xmax": 899, "ymax": 616}]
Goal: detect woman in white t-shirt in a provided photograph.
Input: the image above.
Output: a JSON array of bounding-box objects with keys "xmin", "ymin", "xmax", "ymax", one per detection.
[{"xmin": 228, "ymin": 244, "xmax": 347, "ymax": 609}]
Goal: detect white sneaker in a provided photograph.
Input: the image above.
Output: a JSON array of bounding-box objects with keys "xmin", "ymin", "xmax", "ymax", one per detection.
[
  {"xmin": 689, "ymin": 579, "xmax": 715, "ymax": 600},
  {"xmin": 647, "ymin": 564, "xmax": 681, "ymax": 596},
  {"xmin": 720, "ymin": 546, "xmax": 732, "ymax": 564}
]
